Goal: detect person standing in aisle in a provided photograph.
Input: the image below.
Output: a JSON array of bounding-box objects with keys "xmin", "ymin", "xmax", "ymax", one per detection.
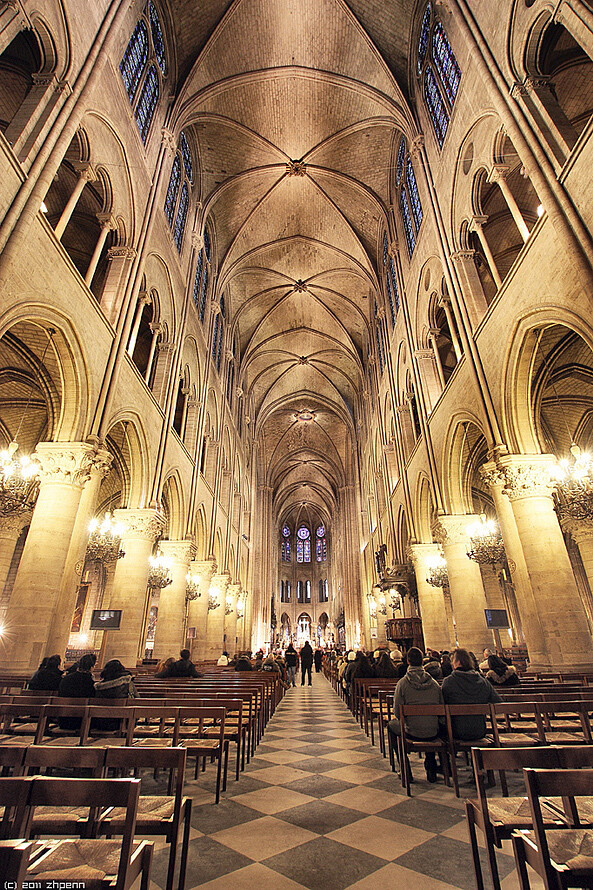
[
  {"xmin": 300, "ymin": 640, "xmax": 313, "ymax": 685},
  {"xmin": 314, "ymin": 648, "xmax": 323, "ymax": 673},
  {"xmin": 285, "ymin": 643, "xmax": 298, "ymax": 686}
]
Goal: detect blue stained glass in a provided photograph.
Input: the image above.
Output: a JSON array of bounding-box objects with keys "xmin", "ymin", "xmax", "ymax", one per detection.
[
  {"xmin": 406, "ymin": 159, "xmax": 423, "ymax": 232},
  {"xmin": 220, "ymin": 294, "xmax": 225, "ymax": 318},
  {"xmin": 303, "ymin": 541, "xmax": 311, "ymax": 563},
  {"xmin": 199, "ymin": 264, "xmax": 209, "ymax": 322},
  {"xmin": 389, "ymin": 258, "xmax": 400, "ymax": 312},
  {"xmin": 316, "ymin": 538, "xmax": 327, "ymax": 562},
  {"xmin": 285, "ymin": 541, "xmax": 291, "ymax": 560},
  {"xmin": 282, "ymin": 525, "xmax": 290, "ymax": 537},
  {"xmin": 396, "ymin": 136, "xmax": 407, "ymax": 186},
  {"xmin": 204, "ymin": 227, "xmax": 211, "ymax": 261},
  {"xmin": 164, "ymin": 155, "xmax": 180, "ymax": 226},
  {"xmin": 401, "ymin": 188, "xmax": 416, "ymax": 256},
  {"xmin": 386, "ymin": 272, "xmax": 397, "ymax": 327},
  {"xmin": 424, "ymin": 67, "xmax": 449, "ymax": 147},
  {"xmin": 180, "ymin": 131, "xmax": 193, "ymax": 183},
  {"xmin": 417, "ymin": 3, "xmax": 432, "ymax": 75},
  {"xmin": 173, "ymin": 182, "xmax": 188, "ymax": 251},
  {"xmin": 120, "ymin": 19, "xmax": 148, "ymax": 101},
  {"xmin": 297, "ymin": 526, "xmax": 310, "ymax": 540},
  {"xmin": 226, "ymin": 362, "xmax": 234, "ymax": 406},
  {"xmin": 135, "ymin": 64, "xmax": 159, "ymax": 143},
  {"xmin": 376, "ymin": 325, "xmax": 385, "ymax": 374},
  {"xmin": 212, "ymin": 315, "xmax": 219, "ymax": 364},
  {"xmin": 383, "ymin": 232, "xmax": 389, "ymax": 266},
  {"xmin": 216, "ymin": 318, "xmax": 224, "ymax": 370},
  {"xmin": 432, "ymin": 22, "xmax": 461, "ymax": 105},
  {"xmin": 193, "ymin": 251, "xmax": 203, "ymax": 309},
  {"xmin": 316, "ymin": 525, "xmax": 325, "ymax": 538},
  {"xmin": 297, "ymin": 541, "xmax": 304, "ymax": 563},
  {"xmin": 149, "ymin": 1, "xmax": 167, "ymax": 75}
]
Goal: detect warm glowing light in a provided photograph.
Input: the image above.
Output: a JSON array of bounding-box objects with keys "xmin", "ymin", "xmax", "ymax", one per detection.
[
  {"xmin": 41, "ymin": 201, "xmax": 48, "ymax": 213},
  {"xmin": 537, "ymin": 204, "xmax": 545, "ymax": 218}
]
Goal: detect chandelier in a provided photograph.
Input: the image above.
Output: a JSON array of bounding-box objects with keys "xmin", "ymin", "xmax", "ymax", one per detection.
[
  {"xmin": 0, "ymin": 443, "xmax": 40, "ymax": 516},
  {"xmin": 147, "ymin": 553, "xmax": 173, "ymax": 589},
  {"xmin": 368, "ymin": 594, "xmax": 378, "ymax": 618},
  {"xmin": 466, "ymin": 514, "xmax": 506, "ymax": 567},
  {"xmin": 376, "ymin": 593, "xmax": 387, "ymax": 615},
  {"xmin": 553, "ymin": 444, "xmax": 593, "ymax": 521},
  {"xmin": 426, "ymin": 552, "xmax": 449, "ymax": 588},
  {"xmin": 225, "ymin": 602, "xmax": 234, "ymax": 616},
  {"xmin": 208, "ymin": 588, "xmax": 220, "ymax": 610},
  {"xmin": 185, "ymin": 572, "xmax": 201, "ymax": 601},
  {"xmin": 86, "ymin": 512, "xmax": 126, "ymax": 563},
  {"xmin": 236, "ymin": 599, "xmax": 245, "ymax": 618}
]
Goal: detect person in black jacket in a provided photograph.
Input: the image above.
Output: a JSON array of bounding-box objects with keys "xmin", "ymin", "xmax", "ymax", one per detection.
[
  {"xmin": 155, "ymin": 648, "xmax": 202, "ymax": 678},
  {"xmin": 442, "ymin": 648, "xmax": 501, "ymax": 740},
  {"xmin": 300, "ymin": 641, "xmax": 314, "ymax": 685},
  {"xmin": 314, "ymin": 648, "xmax": 323, "ymax": 673},
  {"xmin": 57, "ymin": 653, "xmax": 96, "ymax": 730},
  {"xmin": 485, "ymin": 654, "xmax": 520, "ymax": 687},
  {"xmin": 285, "ymin": 644, "xmax": 298, "ymax": 686},
  {"xmin": 28, "ymin": 654, "xmax": 62, "ymax": 691},
  {"xmin": 235, "ymin": 653, "xmax": 253, "ymax": 671}
]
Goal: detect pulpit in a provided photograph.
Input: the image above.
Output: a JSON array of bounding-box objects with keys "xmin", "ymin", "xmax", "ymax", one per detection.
[{"xmin": 385, "ymin": 617, "xmax": 424, "ymax": 651}]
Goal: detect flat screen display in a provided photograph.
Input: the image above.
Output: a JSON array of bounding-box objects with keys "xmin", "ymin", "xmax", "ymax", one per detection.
[
  {"xmin": 484, "ymin": 609, "xmax": 510, "ymax": 629},
  {"xmin": 90, "ymin": 609, "xmax": 122, "ymax": 630}
]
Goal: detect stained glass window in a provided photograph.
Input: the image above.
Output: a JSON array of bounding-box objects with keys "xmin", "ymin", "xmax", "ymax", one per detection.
[
  {"xmin": 226, "ymin": 361, "xmax": 234, "ymax": 408},
  {"xmin": 319, "ymin": 579, "xmax": 329, "ymax": 602},
  {"xmin": 389, "ymin": 258, "xmax": 400, "ymax": 313},
  {"xmin": 199, "ymin": 264, "xmax": 209, "ymax": 323},
  {"xmin": 305, "ymin": 580, "xmax": 311, "ymax": 602},
  {"xmin": 180, "ymin": 131, "xmax": 193, "ymax": 183},
  {"xmin": 204, "ymin": 227, "xmax": 211, "ymax": 262},
  {"xmin": 164, "ymin": 155, "xmax": 181, "ymax": 226},
  {"xmin": 211, "ymin": 315, "xmax": 219, "ymax": 364},
  {"xmin": 316, "ymin": 525, "xmax": 325, "ymax": 538},
  {"xmin": 417, "ymin": 3, "xmax": 432, "ymax": 75},
  {"xmin": 135, "ymin": 64, "xmax": 159, "ymax": 142},
  {"xmin": 396, "ymin": 136, "xmax": 407, "ymax": 186},
  {"xmin": 297, "ymin": 526, "xmax": 310, "ymax": 540},
  {"xmin": 192, "ymin": 251, "xmax": 203, "ymax": 310},
  {"xmin": 282, "ymin": 526, "xmax": 290, "ymax": 537},
  {"xmin": 424, "ymin": 62, "xmax": 449, "ymax": 147},
  {"xmin": 401, "ymin": 188, "xmax": 416, "ymax": 256},
  {"xmin": 173, "ymin": 182, "xmax": 188, "ymax": 251},
  {"xmin": 406, "ymin": 159, "xmax": 423, "ymax": 232},
  {"xmin": 432, "ymin": 22, "xmax": 461, "ymax": 105},
  {"xmin": 216, "ymin": 295, "xmax": 225, "ymax": 371},
  {"xmin": 376, "ymin": 325, "xmax": 385, "ymax": 374},
  {"xmin": 316, "ymin": 538, "xmax": 327, "ymax": 562},
  {"xmin": 120, "ymin": 20, "xmax": 148, "ymax": 101},
  {"xmin": 149, "ymin": 1, "xmax": 167, "ymax": 75},
  {"xmin": 383, "ymin": 232, "xmax": 389, "ymax": 266},
  {"xmin": 281, "ymin": 531, "xmax": 291, "ymax": 562},
  {"xmin": 386, "ymin": 272, "xmax": 397, "ymax": 328},
  {"xmin": 296, "ymin": 526, "xmax": 311, "ymax": 563}
]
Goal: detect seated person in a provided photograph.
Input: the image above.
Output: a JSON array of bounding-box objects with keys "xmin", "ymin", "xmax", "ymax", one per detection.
[
  {"xmin": 155, "ymin": 648, "xmax": 202, "ymax": 678},
  {"xmin": 387, "ymin": 647, "xmax": 444, "ymax": 783},
  {"xmin": 93, "ymin": 658, "xmax": 136, "ymax": 732},
  {"xmin": 57, "ymin": 653, "xmax": 96, "ymax": 730},
  {"xmin": 28, "ymin": 654, "xmax": 63, "ymax": 691},
  {"xmin": 442, "ymin": 647, "xmax": 501, "ymax": 740},
  {"xmin": 235, "ymin": 653, "xmax": 252, "ymax": 671},
  {"xmin": 485, "ymin": 653, "xmax": 520, "ymax": 687}
]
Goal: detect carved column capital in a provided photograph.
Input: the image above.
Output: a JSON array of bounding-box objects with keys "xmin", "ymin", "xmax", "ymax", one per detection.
[
  {"xmin": 34, "ymin": 442, "xmax": 109, "ymax": 488},
  {"xmin": 72, "ymin": 161, "xmax": 97, "ymax": 182},
  {"xmin": 488, "ymin": 164, "xmax": 511, "ymax": 184},
  {"xmin": 159, "ymin": 539, "xmax": 197, "ymax": 565},
  {"xmin": 497, "ymin": 454, "xmax": 557, "ymax": 501},
  {"xmin": 432, "ymin": 514, "xmax": 480, "ymax": 546},
  {"xmin": 161, "ymin": 128, "xmax": 176, "ymax": 152},
  {"xmin": 450, "ymin": 249, "xmax": 477, "ymax": 265},
  {"xmin": 113, "ymin": 507, "xmax": 165, "ymax": 542},
  {"xmin": 560, "ymin": 517, "xmax": 593, "ymax": 545},
  {"xmin": 410, "ymin": 135, "xmax": 425, "ymax": 158},
  {"xmin": 479, "ymin": 460, "xmax": 506, "ymax": 491},
  {"xmin": 470, "ymin": 215, "xmax": 488, "ymax": 232},
  {"xmin": 107, "ymin": 246, "xmax": 136, "ymax": 261},
  {"xmin": 0, "ymin": 509, "xmax": 31, "ymax": 534}
]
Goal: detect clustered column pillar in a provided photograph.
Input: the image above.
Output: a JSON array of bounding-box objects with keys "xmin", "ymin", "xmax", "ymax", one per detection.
[
  {"xmin": 434, "ymin": 515, "xmax": 492, "ymax": 655},
  {"xmin": 205, "ymin": 573, "xmax": 230, "ymax": 661},
  {"xmin": 0, "ymin": 511, "xmax": 30, "ymax": 602},
  {"xmin": 152, "ymin": 540, "xmax": 196, "ymax": 661},
  {"xmin": 103, "ymin": 508, "xmax": 165, "ymax": 668},
  {"xmin": 498, "ymin": 454, "xmax": 593, "ymax": 670},
  {"xmin": 408, "ymin": 543, "xmax": 453, "ymax": 651},
  {"xmin": 1, "ymin": 442, "xmax": 107, "ymax": 669},
  {"xmin": 225, "ymin": 583, "xmax": 241, "ymax": 654},
  {"xmin": 187, "ymin": 559, "xmax": 216, "ymax": 662}
]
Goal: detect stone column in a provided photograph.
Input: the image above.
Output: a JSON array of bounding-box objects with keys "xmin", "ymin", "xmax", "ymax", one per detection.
[
  {"xmin": 225, "ymin": 583, "xmax": 241, "ymax": 653},
  {"xmin": 205, "ymin": 573, "xmax": 230, "ymax": 661},
  {"xmin": 561, "ymin": 519, "xmax": 593, "ymax": 615},
  {"xmin": 187, "ymin": 559, "xmax": 216, "ymax": 662},
  {"xmin": 434, "ymin": 515, "xmax": 492, "ymax": 654},
  {"xmin": 152, "ymin": 540, "xmax": 196, "ymax": 661},
  {"xmin": 102, "ymin": 508, "xmax": 165, "ymax": 668},
  {"xmin": 409, "ymin": 543, "xmax": 453, "ymax": 651},
  {"xmin": 0, "ymin": 511, "xmax": 29, "ymax": 598},
  {"xmin": 1, "ymin": 443, "xmax": 101, "ymax": 670},
  {"xmin": 45, "ymin": 446, "xmax": 113, "ymax": 656},
  {"xmin": 450, "ymin": 250, "xmax": 490, "ymax": 328},
  {"xmin": 396, "ymin": 403, "xmax": 416, "ymax": 460},
  {"xmin": 126, "ymin": 292, "xmax": 151, "ymax": 356},
  {"xmin": 414, "ymin": 348, "xmax": 443, "ymax": 413},
  {"xmin": 85, "ymin": 215, "xmax": 116, "ymax": 288},
  {"xmin": 54, "ymin": 163, "xmax": 96, "ymax": 240},
  {"xmin": 481, "ymin": 461, "xmax": 544, "ymax": 659},
  {"xmin": 100, "ymin": 247, "xmax": 137, "ymax": 326},
  {"xmin": 438, "ymin": 296, "xmax": 463, "ymax": 361},
  {"xmin": 488, "ymin": 165, "xmax": 530, "ymax": 242},
  {"xmin": 469, "ymin": 216, "xmax": 502, "ymax": 289},
  {"xmin": 498, "ymin": 454, "xmax": 593, "ymax": 670},
  {"xmin": 555, "ymin": 1, "xmax": 593, "ymax": 65}
]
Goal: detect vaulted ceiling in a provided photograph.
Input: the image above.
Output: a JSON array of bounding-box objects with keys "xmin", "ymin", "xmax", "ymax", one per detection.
[{"xmin": 169, "ymin": 0, "xmax": 417, "ymax": 528}]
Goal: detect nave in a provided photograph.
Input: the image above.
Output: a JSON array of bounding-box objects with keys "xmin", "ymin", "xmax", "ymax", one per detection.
[{"xmin": 154, "ymin": 676, "xmax": 535, "ymax": 890}]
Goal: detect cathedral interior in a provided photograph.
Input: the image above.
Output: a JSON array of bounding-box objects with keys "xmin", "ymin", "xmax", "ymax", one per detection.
[{"xmin": 2, "ymin": 1, "xmax": 593, "ymax": 887}]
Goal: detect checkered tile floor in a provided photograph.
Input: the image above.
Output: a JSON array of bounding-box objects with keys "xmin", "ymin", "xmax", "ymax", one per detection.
[{"xmin": 147, "ymin": 674, "xmax": 544, "ymax": 890}]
